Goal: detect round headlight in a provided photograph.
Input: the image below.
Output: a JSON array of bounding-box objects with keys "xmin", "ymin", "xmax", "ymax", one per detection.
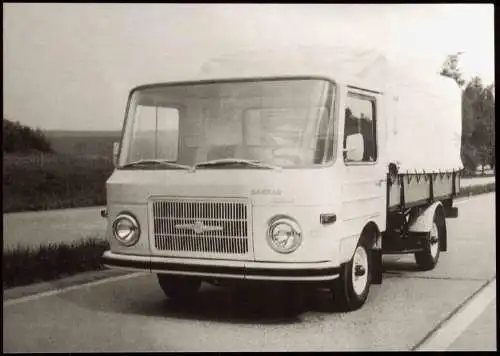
[
  {"xmin": 112, "ymin": 213, "xmax": 140, "ymax": 246},
  {"xmin": 267, "ymin": 216, "xmax": 302, "ymax": 254}
]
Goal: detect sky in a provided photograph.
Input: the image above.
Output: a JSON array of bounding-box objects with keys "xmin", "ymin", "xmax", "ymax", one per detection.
[{"xmin": 3, "ymin": 3, "xmax": 494, "ymax": 131}]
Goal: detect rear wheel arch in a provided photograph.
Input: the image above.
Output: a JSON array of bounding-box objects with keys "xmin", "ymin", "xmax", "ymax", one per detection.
[
  {"xmin": 435, "ymin": 204, "xmax": 447, "ymax": 251},
  {"xmin": 409, "ymin": 202, "xmax": 447, "ymax": 252},
  {"xmin": 414, "ymin": 206, "xmax": 447, "ymax": 270}
]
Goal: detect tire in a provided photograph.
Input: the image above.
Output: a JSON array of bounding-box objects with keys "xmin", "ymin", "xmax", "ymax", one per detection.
[
  {"xmin": 333, "ymin": 236, "xmax": 372, "ymax": 311},
  {"xmin": 414, "ymin": 209, "xmax": 444, "ymax": 271},
  {"xmin": 157, "ymin": 274, "xmax": 202, "ymax": 301}
]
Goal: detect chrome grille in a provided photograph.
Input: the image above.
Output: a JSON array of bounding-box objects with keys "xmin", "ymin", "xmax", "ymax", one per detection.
[{"xmin": 152, "ymin": 199, "xmax": 249, "ymax": 255}]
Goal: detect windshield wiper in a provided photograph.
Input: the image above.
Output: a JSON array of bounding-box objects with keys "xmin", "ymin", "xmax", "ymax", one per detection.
[
  {"xmin": 121, "ymin": 159, "xmax": 194, "ymax": 170},
  {"xmin": 194, "ymin": 158, "xmax": 282, "ymax": 171}
]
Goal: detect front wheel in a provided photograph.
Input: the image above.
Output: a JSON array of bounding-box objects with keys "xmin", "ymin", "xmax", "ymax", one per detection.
[
  {"xmin": 157, "ymin": 274, "xmax": 202, "ymax": 301},
  {"xmin": 332, "ymin": 237, "xmax": 372, "ymax": 311}
]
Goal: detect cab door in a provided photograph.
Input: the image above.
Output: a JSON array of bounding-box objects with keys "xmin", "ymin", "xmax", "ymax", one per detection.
[{"xmin": 338, "ymin": 86, "xmax": 386, "ymax": 263}]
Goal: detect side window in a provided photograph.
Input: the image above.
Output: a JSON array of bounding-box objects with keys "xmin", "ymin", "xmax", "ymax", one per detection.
[{"xmin": 343, "ymin": 94, "xmax": 377, "ymax": 163}]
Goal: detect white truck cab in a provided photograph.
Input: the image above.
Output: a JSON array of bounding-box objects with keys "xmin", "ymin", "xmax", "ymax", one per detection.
[{"xmin": 102, "ymin": 46, "xmax": 462, "ymax": 311}]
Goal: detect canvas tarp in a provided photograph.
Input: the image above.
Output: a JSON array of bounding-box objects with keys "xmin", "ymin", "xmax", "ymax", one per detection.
[{"xmin": 197, "ymin": 45, "xmax": 463, "ymax": 173}]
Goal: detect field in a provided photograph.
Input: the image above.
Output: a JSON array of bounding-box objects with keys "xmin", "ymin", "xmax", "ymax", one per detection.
[
  {"xmin": 3, "ymin": 152, "xmax": 114, "ymax": 213},
  {"xmin": 43, "ymin": 130, "xmax": 121, "ymax": 156},
  {"xmin": 3, "ymin": 130, "xmax": 119, "ymax": 212},
  {"xmin": 2, "ymin": 129, "xmax": 180, "ymax": 212}
]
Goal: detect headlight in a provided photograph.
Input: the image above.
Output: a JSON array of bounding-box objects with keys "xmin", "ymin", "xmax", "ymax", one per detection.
[
  {"xmin": 267, "ymin": 216, "xmax": 302, "ymax": 254},
  {"xmin": 112, "ymin": 213, "xmax": 140, "ymax": 246}
]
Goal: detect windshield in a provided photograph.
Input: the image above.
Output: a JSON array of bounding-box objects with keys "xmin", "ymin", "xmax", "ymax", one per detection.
[{"xmin": 119, "ymin": 78, "xmax": 335, "ymax": 169}]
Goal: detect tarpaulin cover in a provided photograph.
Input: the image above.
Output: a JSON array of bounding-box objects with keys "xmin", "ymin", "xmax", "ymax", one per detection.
[{"xmin": 197, "ymin": 45, "xmax": 463, "ymax": 173}]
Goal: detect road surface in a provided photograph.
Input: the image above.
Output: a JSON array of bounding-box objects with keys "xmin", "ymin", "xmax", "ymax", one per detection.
[
  {"xmin": 3, "ymin": 206, "xmax": 107, "ymax": 250},
  {"xmin": 3, "ymin": 193, "xmax": 496, "ymax": 352},
  {"xmin": 2, "ymin": 177, "xmax": 495, "ymax": 250}
]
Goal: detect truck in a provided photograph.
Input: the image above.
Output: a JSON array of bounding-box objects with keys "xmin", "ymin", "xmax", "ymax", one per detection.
[{"xmin": 101, "ymin": 45, "xmax": 463, "ymax": 311}]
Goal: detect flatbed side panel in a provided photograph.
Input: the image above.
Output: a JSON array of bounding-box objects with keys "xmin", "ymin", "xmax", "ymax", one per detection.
[
  {"xmin": 403, "ymin": 175, "xmax": 430, "ymax": 205},
  {"xmin": 388, "ymin": 173, "xmax": 458, "ymax": 210},
  {"xmin": 433, "ymin": 173, "xmax": 454, "ymax": 199}
]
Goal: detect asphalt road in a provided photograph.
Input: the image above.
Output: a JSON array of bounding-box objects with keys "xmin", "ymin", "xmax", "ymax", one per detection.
[
  {"xmin": 2, "ymin": 176, "xmax": 495, "ymax": 251},
  {"xmin": 3, "ymin": 193, "xmax": 496, "ymax": 352},
  {"xmin": 3, "ymin": 205, "xmax": 107, "ymax": 250}
]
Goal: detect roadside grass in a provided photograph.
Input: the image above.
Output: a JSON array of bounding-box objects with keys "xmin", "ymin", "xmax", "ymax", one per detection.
[
  {"xmin": 457, "ymin": 182, "xmax": 495, "ymax": 198},
  {"xmin": 3, "ymin": 153, "xmax": 114, "ymax": 213},
  {"xmin": 2, "ymin": 182, "xmax": 495, "ymax": 290},
  {"xmin": 462, "ymin": 173, "xmax": 495, "ymax": 178},
  {"xmin": 3, "ymin": 237, "xmax": 110, "ymax": 289}
]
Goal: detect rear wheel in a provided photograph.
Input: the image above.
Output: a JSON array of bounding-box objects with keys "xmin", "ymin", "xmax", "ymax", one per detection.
[
  {"xmin": 157, "ymin": 274, "xmax": 202, "ymax": 300},
  {"xmin": 332, "ymin": 236, "xmax": 372, "ymax": 311},
  {"xmin": 414, "ymin": 209, "xmax": 444, "ymax": 270}
]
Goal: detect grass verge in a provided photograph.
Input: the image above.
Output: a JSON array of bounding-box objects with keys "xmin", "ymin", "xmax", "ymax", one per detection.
[
  {"xmin": 456, "ymin": 182, "xmax": 495, "ymax": 198},
  {"xmin": 3, "ymin": 237, "xmax": 110, "ymax": 290},
  {"xmin": 2, "ymin": 183, "xmax": 495, "ymax": 290},
  {"xmin": 462, "ymin": 172, "xmax": 495, "ymax": 178}
]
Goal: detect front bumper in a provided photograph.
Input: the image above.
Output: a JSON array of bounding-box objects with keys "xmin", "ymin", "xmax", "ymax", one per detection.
[{"xmin": 102, "ymin": 251, "xmax": 341, "ymax": 282}]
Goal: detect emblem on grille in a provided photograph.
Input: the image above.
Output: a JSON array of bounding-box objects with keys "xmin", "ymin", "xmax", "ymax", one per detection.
[{"xmin": 175, "ymin": 220, "xmax": 224, "ymax": 234}]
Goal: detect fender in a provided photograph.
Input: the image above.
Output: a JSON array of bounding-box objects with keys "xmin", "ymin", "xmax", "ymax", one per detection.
[
  {"xmin": 408, "ymin": 201, "xmax": 443, "ymax": 233},
  {"xmin": 339, "ymin": 221, "xmax": 383, "ymax": 285},
  {"xmin": 339, "ymin": 221, "xmax": 381, "ymax": 263}
]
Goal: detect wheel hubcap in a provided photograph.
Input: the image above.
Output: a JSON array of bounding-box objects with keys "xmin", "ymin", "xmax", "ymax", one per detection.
[
  {"xmin": 429, "ymin": 223, "xmax": 439, "ymax": 259},
  {"xmin": 354, "ymin": 265, "xmax": 366, "ymax": 277},
  {"xmin": 352, "ymin": 245, "xmax": 369, "ymax": 296}
]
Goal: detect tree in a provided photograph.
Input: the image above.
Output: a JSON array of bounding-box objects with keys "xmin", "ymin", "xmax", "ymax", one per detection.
[
  {"xmin": 459, "ymin": 77, "xmax": 495, "ymax": 174},
  {"xmin": 477, "ymin": 83, "xmax": 495, "ymax": 171},
  {"xmin": 485, "ymin": 84, "xmax": 495, "ymax": 163},
  {"xmin": 441, "ymin": 52, "xmax": 466, "ymax": 88},
  {"xmin": 2, "ymin": 119, "xmax": 52, "ymax": 153},
  {"xmin": 442, "ymin": 50, "xmax": 495, "ymax": 175},
  {"xmin": 460, "ymin": 140, "xmax": 480, "ymax": 174}
]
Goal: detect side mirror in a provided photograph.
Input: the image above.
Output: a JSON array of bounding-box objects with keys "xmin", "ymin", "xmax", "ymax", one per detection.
[
  {"xmin": 345, "ymin": 133, "xmax": 364, "ymax": 162},
  {"xmin": 112, "ymin": 142, "xmax": 120, "ymax": 167}
]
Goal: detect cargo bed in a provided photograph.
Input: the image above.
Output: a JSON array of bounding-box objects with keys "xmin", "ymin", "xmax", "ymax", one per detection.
[{"xmin": 387, "ymin": 171, "xmax": 460, "ymax": 211}]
